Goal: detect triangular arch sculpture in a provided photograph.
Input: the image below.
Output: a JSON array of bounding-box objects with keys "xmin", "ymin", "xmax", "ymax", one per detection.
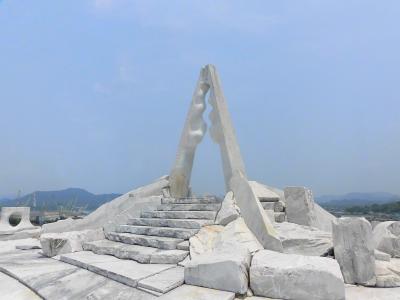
[{"xmin": 169, "ymin": 65, "xmax": 282, "ymax": 251}]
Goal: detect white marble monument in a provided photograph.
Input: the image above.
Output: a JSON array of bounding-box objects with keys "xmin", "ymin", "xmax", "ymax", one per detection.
[{"xmin": 169, "ymin": 65, "xmax": 282, "ymax": 251}]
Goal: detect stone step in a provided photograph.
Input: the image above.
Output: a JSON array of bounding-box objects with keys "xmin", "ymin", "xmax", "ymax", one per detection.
[
  {"xmin": 83, "ymin": 239, "xmax": 188, "ymax": 264},
  {"xmin": 258, "ymin": 197, "xmax": 280, "ymax": 202},
  {"xmin": 157, "ymin": 203, "xmax": 221, "ymax": 211},
  {"xmin": 177, "ymin": 241, "xmax": 190, "ymax": 251},
  {"xmin": 141, "ymin": 210, "xmax": 216, "ymax": 220},
  {"xmin": 128, "ymin": 218, "xmax": 214, "ymax": 229},
  {"xmin": 106, "ymin": 232, "xmax": 184, "ymax": 250},
  {"xmin": 137, "ymin": 266, "xmax": 184, "ymax": 295},
  {"xmin": 161, "ymin": 197, "xmax": 221, "ymax": 204},
  {"xmin": 60, "ymin": 251, "xmax": 174, "ymax": 289},
  {"xmin": 116, "ymin": 225, "xmax": 199, "ymax": 239}
]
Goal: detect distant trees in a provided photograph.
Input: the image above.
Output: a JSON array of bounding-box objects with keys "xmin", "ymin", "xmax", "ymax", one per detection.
[{"xmin": 345, "ymin": 201, "xmax": 400, "ymax": 214}]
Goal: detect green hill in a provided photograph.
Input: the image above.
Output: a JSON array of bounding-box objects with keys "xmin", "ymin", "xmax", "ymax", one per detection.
[{"xmin": 0, "ymin": 188, "xmax": 121, "ymax": 212}]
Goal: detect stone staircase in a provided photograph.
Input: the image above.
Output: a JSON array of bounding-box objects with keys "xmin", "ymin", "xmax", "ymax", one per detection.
[
  {"xmin": 85, "ymin": 196, "xmax": 221, "ymax": 260},
  {"xmin": 59, "ymin": 196, "xmax": 222, "ymax": 296},
  {"xmin": 259, "ymin": 196, "xmax": 286, "ymax": 223}
]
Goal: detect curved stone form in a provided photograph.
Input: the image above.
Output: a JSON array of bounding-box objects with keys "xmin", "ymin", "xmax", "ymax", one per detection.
[
  {"xmin": 0, "ymin": 207, "xmax": 36, "ymax": 233},
  {"xmin": 170, "ymin": 65, "xmax": 282, "ymax": 252},
  {"xmin": 169, "ymin": 68, "xmax": 209, "ymax": 198}
]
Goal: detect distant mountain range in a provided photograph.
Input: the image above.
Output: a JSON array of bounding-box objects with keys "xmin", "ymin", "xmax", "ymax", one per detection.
[
  {"xmin": 316, "ymin": 192, "xmax": 400, "ymax": 209},
  {"xmin": 2, "ymin": 189, "xmax": 399, "ymax": 213},
  {"xmin": 0, "ymin": 188, "xmax": 121, "ymax": 212}
]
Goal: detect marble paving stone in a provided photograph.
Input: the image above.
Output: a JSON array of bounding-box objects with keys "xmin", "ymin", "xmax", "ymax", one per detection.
[
  {"xmin": 137, "ymin": 286, "xmax": 163, "ymax": 297},
  {"xmin": 0, "ymin": 238, "xmax": 41, "ymax": 254},
  {"xmin": 235, "ymin": 297, "xmax": 281, "ymax": 300},
  {"xmin": 61, "ymin": 250, "xmax": 121, "ymax": 269},
  {"xmin": 138, "ymin": 266, "xmax": 184, "ymax": 294},
  {"xmin": 345, "ymin": 284, "xmax": 400, "ymax": 300},
  {"xmin": 0, "ymin": 249, "xmax": 154, "ymax": 300},
  {"xmin": 0, "ymin": 271, "xmax": 41, "ymax": 300},
  {"xmin": 61, "ymin": 251, "xmax": 175, "ymax": 288},
  {"xmin": 86, "ymin": 280, "xmax": 156, "ymax": 300},
  {"xmin": 159, "ymin": 284, "xmax": 235, "ymax": 300}
]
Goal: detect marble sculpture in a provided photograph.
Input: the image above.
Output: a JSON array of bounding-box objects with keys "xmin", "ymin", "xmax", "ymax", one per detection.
[{"xmin": 0, "ymin": 65, "xmax": 399, "ymax": 300}]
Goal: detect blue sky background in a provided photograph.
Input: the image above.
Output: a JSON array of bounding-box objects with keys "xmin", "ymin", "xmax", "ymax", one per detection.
[{"xmin": 1, "ymin": 0, "xmax": 399, "ymax": 197}]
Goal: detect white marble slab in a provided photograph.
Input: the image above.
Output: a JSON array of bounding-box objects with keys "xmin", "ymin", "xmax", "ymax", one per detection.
[
  {"xmin": 61, "ymin": 251, "xmax": 175, "ymax": 287},
  {"xmin": 0, "ymin": 271, "xmax": 41, "ymax": 300},
  {"xmin": 138, "ymin": 266, "xmax": 184, "ymax": 294},
  {"xmin": 0, "ymin": 249, "xmax": 155, "ymax": 300},
  {"xmin": 159, "ymin": 284, "xmax": 235, "ymax": 300}
]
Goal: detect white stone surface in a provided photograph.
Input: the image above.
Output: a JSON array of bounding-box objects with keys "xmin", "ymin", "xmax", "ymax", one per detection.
[
  {"xmin": 190, "ymin": 218, "xmax": 263, "ymax": 259},
  {"xmin": 138, "ymin": 266, "xmax": 184, "ymax": 294},
  {"xmin": 159, "ymin": 284, "xmax": 235, "ymax": 300},
  {"xmin": 332, "ymin": 217, "xmax": 376, "ymax": 285},
  {"xmin": 189, "ymin": 225, "xmax": 224, "ymax": 259},
  {"xmin": 250, "ymin": 250, "xmax": 345, "ymax": 300},
  {"xmin": 0, "ymin": 249, "xmax": 155, "ymax": 300},
  {"xmin": 215, "ymin": 218, "xmax": 264, "ymax": 254},
  {"xmin": 41, "ymin": 228, "xmax": 105, "ymax": 257},
  {"xmin": 264, "ymin": 210, "xmax": 275, "ymax": 224},
  {"xmin": 373, "ymin": 221, "xmax": 400, "ymax": 258},
  {"xmin": 177, "ymin": 240, "xmax": 190, "ymax": 251},
  {"xmin": 345, "ymin": 284, "xmax": 400, "ymax": 300},
  {"xmin": 284, "ymin": 186, "xmax": 336, "ymax": 232},
  {"xmin": 215, "ymin": 191, "xmax": 240, "ymax": 225},
  {"xmin": 83, "ymin": 239, "xmax": 188, "ymax": 264},
  {"xmin": 0, "ymin": 271, "xmax": 41, "ymax": 300},
  {"xmin": 275, "ymin": 222, "xmax": 333, "ymax": 256},
  {"xmin": 375, "ymin": 249, "xmax": 391, "ymax": 261},
  {"xmin": 61, "ymin": 251, "xmax": 174, "ymax": 288},
  {"xmin": 42, "ymin": 176, "xmax": 169, "ymax": 233},
  {"xmin": 375, "ymin": 259, "xmax": 400, "ymax": 287},
  {"xmin": 185, "ymin": 248, "xmax": 250, "ymax": 294},
  {"xmin": 249, "ymin": 181, "xmax": 281, "ymax": 202},
  {"xmin": 16, "ymin": 244, "xmax": 41, "ymax": 250},
  {"xmin": 0, "ymin": 228, "xmax": 41, "ymax": 241}
]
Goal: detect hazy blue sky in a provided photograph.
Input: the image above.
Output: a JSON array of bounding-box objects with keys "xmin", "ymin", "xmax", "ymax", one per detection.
[{"xmin": 1, "ymin": 1, "xmax": 399, "ymax": 197}]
